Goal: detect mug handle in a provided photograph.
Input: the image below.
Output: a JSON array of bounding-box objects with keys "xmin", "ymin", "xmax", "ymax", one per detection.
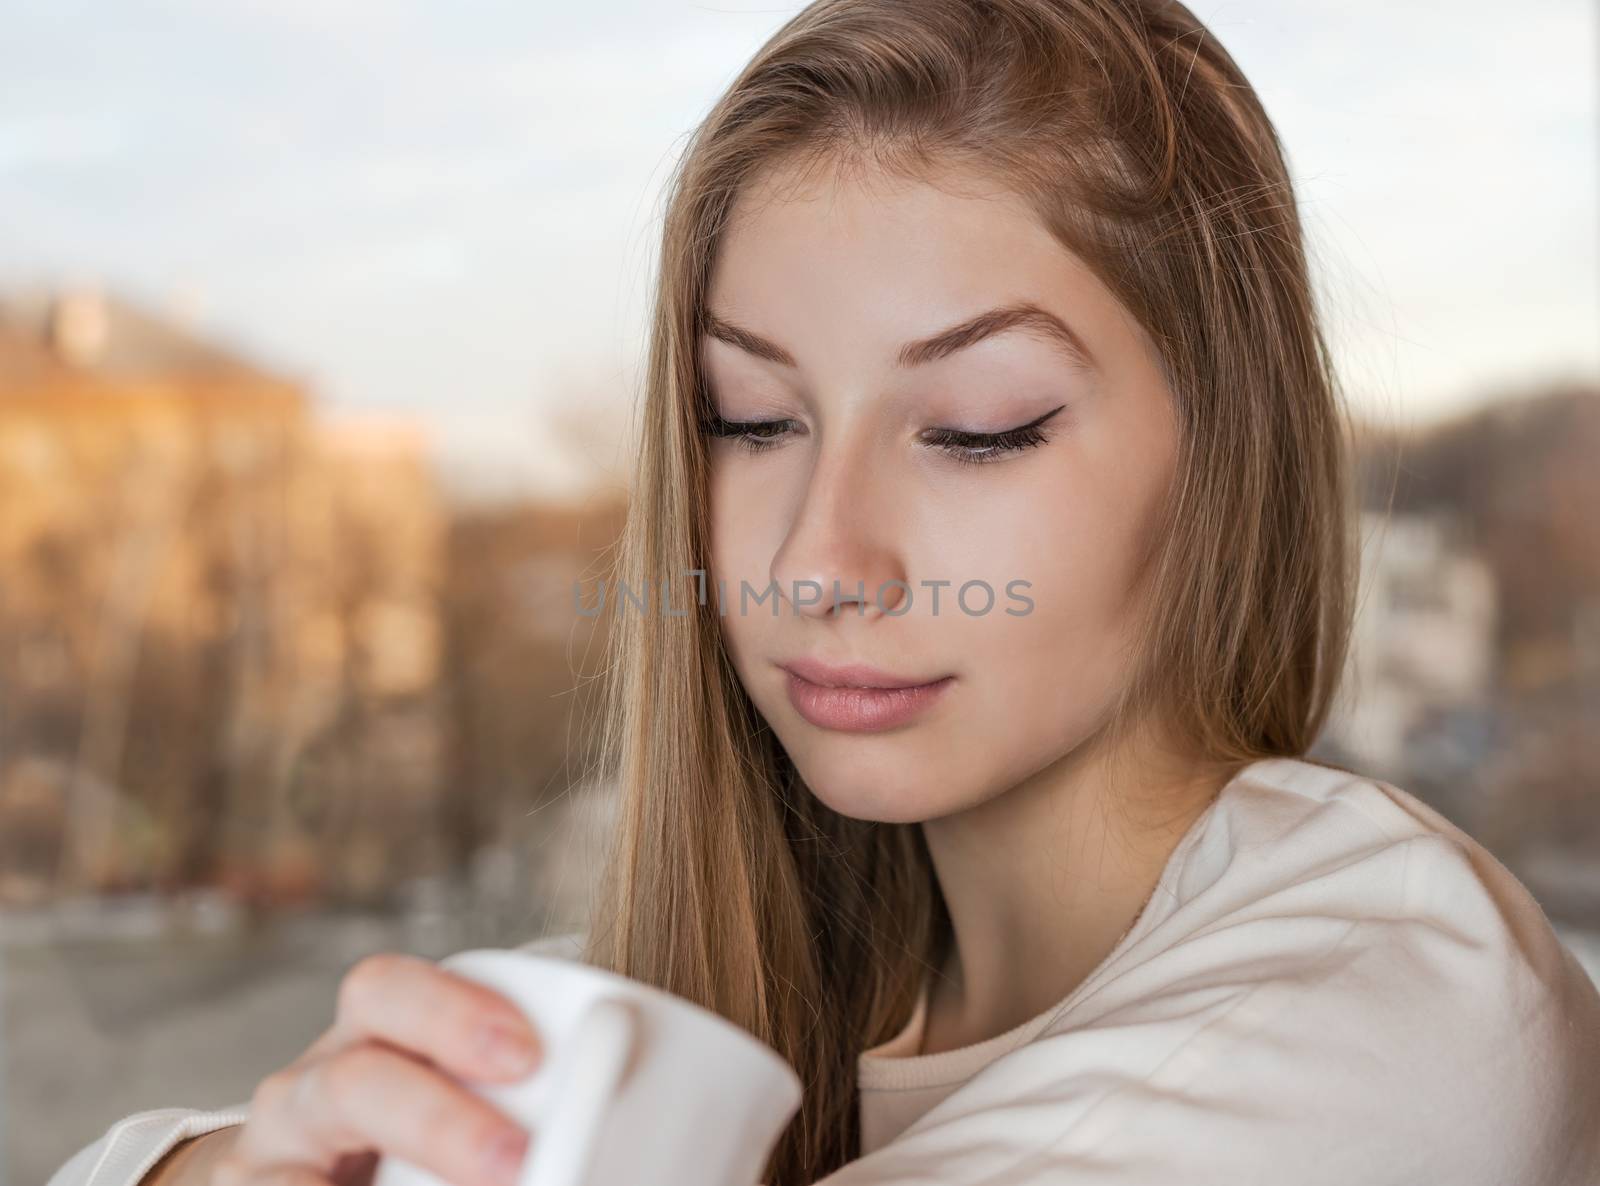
[{"xmin": 519, "ymin": 997, "xmax": 635, "ymax": 1186}]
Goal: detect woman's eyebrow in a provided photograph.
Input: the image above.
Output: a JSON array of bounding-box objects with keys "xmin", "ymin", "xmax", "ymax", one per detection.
[{"xmin": 700, "ymin": 300, "xmax": 1096, "ymax": 372}]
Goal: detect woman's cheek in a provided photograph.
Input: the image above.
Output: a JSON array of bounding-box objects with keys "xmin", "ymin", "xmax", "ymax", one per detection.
[{"xmin": 709, "ymin": 499, "xmax": 780, "ymax": 678}]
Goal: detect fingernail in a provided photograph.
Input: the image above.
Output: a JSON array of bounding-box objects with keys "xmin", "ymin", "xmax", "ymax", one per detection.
[
  {"xmin": 481, "ymin": 1023, "xmax": 540, "ymax": 1075},
  {"xmin": 485, "ymin": 1128, "xmax": 529, "ymax": 1184}
]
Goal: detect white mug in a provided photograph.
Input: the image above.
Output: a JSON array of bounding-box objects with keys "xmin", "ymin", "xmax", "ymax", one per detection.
[{"xmin": 371, "ymin": 947, "xmax": 803, "ymax": 1186}]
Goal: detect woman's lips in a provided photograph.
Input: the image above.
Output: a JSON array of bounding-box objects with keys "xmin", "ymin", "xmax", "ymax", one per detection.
[{"xmin": 782, "ymin": 667, "xmax": 955, "ymax": 733}]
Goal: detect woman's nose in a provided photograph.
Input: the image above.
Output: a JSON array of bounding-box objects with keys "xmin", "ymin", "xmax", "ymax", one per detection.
[{"xmin": 767, "ymin": 441, "xmax": 909, "ymax": 620}]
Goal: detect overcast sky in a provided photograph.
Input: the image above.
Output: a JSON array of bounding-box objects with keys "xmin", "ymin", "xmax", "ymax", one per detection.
[{"xmin": 2, "ymin": 0, "xmax": 1595, "ymax": 499}]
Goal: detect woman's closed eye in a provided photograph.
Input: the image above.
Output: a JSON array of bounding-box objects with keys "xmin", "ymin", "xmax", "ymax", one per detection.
[{"xmin": 701, "ymin": 403, "xmax": 1067, "ymax": 466}]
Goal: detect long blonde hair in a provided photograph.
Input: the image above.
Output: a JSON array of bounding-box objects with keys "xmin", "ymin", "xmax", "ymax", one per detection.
[{"xmin": 579, "ymin": 1, "xmax": 1357, "ymax": 1179}]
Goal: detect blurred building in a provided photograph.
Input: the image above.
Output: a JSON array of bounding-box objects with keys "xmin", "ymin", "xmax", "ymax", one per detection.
[
  {"xmin": 1324, "ymin": 509, "xmax": 1498, "ymax": 773},
  {"xmin": 0, "ymin": 286, "xmax": 445, "ymax": 905},
  {"xmin": 1322, "ymin": 391, "xmax": 1600, "ymax": 929}
]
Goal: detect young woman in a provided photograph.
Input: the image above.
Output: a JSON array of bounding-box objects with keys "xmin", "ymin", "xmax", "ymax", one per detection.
[{"xmin": 47, "ymin": 2, "xmax": 1600, "ymax": 1185}]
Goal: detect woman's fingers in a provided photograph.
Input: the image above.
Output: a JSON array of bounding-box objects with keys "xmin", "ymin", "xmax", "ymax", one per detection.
[
  {"xmin": 320, "ymin": 952, "xmax": 544, "ymax": 1085},
  {"xmin": 222, "ymin": 950, "xmax": 547, "ymax": 1186},
  {"xmin": 271, "ymin": 1039, "xmax": 533, "ymax": 1186}
]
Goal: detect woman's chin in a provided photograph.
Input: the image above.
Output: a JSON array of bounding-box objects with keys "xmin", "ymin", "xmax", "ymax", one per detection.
[{"xmin": 789, "ymin": 754, "xmax": 966, "ymax": 825}]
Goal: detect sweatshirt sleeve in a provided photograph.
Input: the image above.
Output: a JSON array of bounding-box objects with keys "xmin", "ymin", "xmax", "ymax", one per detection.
[
  {"xmin": 43, "ymin": 1104, "xmax": 251, "ymax": 1186},
  {"xmin": 811, "ymin": 834, "xmax": 1600, "ymax": 1186}
]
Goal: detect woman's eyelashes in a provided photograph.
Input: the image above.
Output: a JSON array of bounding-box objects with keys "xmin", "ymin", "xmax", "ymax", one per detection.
[
  {"xmin": 921, "ymin": 403, "xmax": 1067, "ymax": 466},
  {"xmin": 701, "ymin": 413, "xmax": 797, "ymax": 455},
  {"xmin": 701, "ymin": 403, "xmax": 1067, "ymax": 466}
]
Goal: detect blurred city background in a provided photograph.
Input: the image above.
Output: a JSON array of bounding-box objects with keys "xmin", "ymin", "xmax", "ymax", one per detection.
[{"xmin": 3, "ymin": 2, "xmax": 1597, "ymax": 1184}]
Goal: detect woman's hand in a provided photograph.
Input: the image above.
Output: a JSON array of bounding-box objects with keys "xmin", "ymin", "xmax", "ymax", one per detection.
[{"xmin": 207, "ymin": 952, "xmax": 544, "ymax": 1186}]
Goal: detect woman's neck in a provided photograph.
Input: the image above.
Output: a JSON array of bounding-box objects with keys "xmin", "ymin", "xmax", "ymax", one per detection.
[{"xmin": 917, "ymin": 739, "xmax": 1226, "ymax": 1056}]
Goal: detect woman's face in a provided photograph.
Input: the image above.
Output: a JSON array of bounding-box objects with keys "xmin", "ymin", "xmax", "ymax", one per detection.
[{"xmin": 703, "ymin": 158, "xmax": 1179, "ymax": 824}]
